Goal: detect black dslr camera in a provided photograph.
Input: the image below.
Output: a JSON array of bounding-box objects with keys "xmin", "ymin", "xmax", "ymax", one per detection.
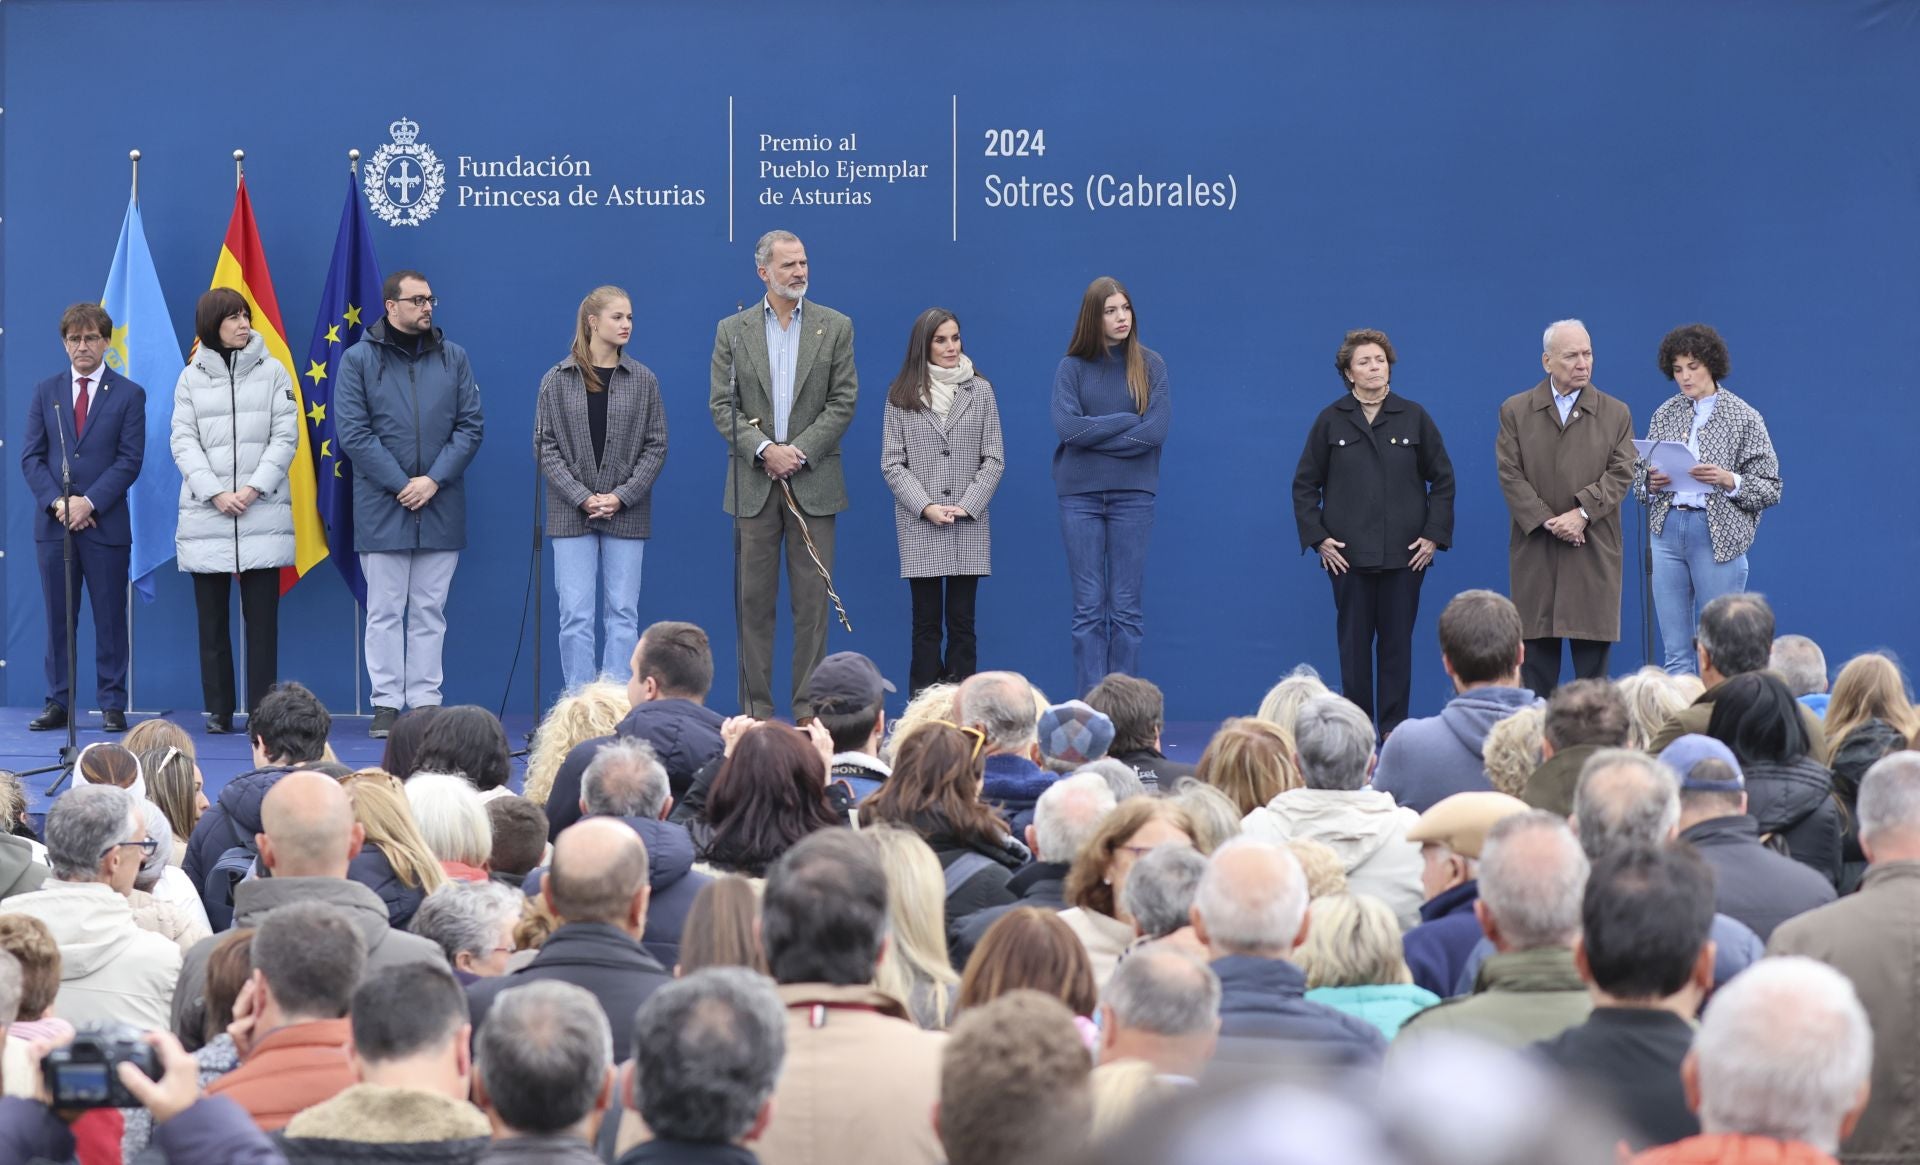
[{"xmin": 40, "ymin": 1025, "xmax": 162, "ymax": 1109}]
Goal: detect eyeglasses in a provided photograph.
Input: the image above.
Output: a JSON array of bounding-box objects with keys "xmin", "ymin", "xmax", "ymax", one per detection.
[
  {"xmin": 63, "ymin": 334, "xmax": 106, "ymax": 346},
  {"xmin": 932, "ymin": 720, "xmax": 988, "ymax": 763},
  {"xmin": 392, "ymin": 295, "xmax": 438, "ymax": 308},
  {"xmin": 104, "ymin": 837, "xmax": 159, "ymax": 859}
]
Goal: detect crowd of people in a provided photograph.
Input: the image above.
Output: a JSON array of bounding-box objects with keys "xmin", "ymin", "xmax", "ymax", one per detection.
[{"xmin": 0, "ymin": 586, "xmax": 1912, "ymax": 1165}]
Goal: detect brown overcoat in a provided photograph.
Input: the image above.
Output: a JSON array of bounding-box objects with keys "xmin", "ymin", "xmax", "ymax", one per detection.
[{"xmin": 1495, "ymin": 380, "xmax": 1637, "ymax": 641}]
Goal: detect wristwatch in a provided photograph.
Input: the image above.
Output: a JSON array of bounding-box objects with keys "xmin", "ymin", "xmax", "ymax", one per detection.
[{"xmin": 1578, "ymin": 507, "xmax": 1590, "ymax": 521}]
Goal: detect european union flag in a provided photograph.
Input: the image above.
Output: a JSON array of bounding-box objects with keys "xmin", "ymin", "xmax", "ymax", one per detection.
[
  {"xmin": 101, "ymin": 195, "xmax": 184, "ymax": 601},
  {"xmin": 301, "ymin": 171, "xmax": 383, "ymax": 606}
]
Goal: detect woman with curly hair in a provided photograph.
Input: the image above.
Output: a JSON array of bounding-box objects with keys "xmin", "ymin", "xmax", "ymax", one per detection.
[
  {"xmin": 1636, "ymin": 323, "xmax": 1783, "ymax": 675},
  {"xmin": 522, "ymin": 680, "xmax": 631, "ymax": 807}
]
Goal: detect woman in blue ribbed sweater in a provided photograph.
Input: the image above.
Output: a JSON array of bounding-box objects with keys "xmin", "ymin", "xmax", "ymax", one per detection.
[{"xmin": 1050, "ymin": 277, "xmax": 1171, "ymax": 697}]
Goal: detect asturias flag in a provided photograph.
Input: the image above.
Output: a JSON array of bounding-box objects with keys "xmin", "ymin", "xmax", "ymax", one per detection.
[
  {"xmin": 211, "ymin": 181, "xmax": 327, "ymax": 592},
  {"xmin": 300, "ymin": 172, "xmax": 383, "ymax": 607},
  {"xmin": 102, "ymin": 196, "xmax": 184, "ymax": 602}
]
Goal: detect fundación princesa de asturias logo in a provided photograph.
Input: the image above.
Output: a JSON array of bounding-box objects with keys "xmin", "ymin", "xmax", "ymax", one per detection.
[{"xmin": 365, "ymin": 116, "xmax": 446, "ymax": 227}]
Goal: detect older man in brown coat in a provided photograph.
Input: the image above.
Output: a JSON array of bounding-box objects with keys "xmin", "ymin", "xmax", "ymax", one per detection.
[{"xmin": 1496, "ymin": 319, "xmax": 1638, "ymax": 696}]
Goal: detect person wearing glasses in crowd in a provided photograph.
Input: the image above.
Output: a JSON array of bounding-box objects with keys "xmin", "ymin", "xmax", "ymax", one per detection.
[
  {"xmin": 170, "ymin": 288, "xmax": 300, "ymax": 734},
  {"xmin": 20, "ymin": 303, "xmax": 148, "ymax": 733},
  {"xmin": 336, "ymin": 270, "xmax": 486, "ymax": 739},
  {"xmin": 535, "ymin": 286, "xmax": 669, "ymax": 691}
]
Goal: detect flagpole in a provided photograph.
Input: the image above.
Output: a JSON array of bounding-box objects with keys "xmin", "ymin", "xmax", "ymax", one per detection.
[
  {"xmin": 350, "ymin": 145, "xmax": 364, "ymax": 718},
  {"xmin": 234, "ymin": 149, "xmax": 244, "ymax": 189},
  {"xmin": 126, "ymin": 149, "xmax": 141, "ymax": 716}
]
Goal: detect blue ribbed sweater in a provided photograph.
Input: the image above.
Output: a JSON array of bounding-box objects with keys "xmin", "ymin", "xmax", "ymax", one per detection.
[{"xmin": 1050, "ymin": 347, "xmax": 1171, "ymax": 496}]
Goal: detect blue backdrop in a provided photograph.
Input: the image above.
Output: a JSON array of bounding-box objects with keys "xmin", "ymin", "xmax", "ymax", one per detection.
[{"xmin": 3, "ymin": 0, "xmax": 1916, "ymax": 722}]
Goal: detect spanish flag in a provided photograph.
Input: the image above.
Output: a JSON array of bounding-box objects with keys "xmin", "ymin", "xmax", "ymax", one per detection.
[{"xmin": 210, "ymin": 180, "xmax": 327, "ymax": 591}]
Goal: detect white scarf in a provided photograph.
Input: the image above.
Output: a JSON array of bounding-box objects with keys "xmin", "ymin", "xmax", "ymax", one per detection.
[{"xmin": 926, "ymin": 356, "xmax": 974, "ymax": 421}]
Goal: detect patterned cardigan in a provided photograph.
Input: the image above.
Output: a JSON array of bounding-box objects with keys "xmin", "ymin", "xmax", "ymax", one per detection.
[
  {"xmin": 534, "ymin": 353, "xmax": 669, "ymax": 539},
  {"xmin": 1632, "ymin": 387, "xmax": 1781, "ymax": 563}
]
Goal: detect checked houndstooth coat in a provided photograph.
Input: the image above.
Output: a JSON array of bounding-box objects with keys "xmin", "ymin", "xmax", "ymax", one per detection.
[{"xmin": 880, "ymin": 375, "xmax": 1005, "ymax": 578}]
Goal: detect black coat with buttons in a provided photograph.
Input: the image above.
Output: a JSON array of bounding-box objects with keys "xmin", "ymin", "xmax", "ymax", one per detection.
[{"xmin": 1292, "ymin": 392, "xmax": 1456, "ymax": 570}]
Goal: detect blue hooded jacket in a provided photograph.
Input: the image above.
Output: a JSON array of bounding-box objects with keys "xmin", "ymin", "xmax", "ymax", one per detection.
[{"xmin": 1372, "ymin": 686, "xmax": 1541, "ymax": 813}]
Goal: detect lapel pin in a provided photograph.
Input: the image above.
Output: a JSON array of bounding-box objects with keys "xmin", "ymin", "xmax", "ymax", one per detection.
[{"xmin": 815, "ymin": 328, "xmax": 823, "ymax": 336}]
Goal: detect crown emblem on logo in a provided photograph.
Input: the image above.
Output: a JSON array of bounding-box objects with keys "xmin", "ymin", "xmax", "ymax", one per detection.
[{"xmin": 365, "ymin": 116, "xmax": 445, "ymax": 228}]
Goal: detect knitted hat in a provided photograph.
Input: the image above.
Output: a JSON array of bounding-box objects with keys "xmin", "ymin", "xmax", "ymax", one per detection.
[{"xmin": 1037, "ymin": 701, "xmax": 1115, "ymax": 767}]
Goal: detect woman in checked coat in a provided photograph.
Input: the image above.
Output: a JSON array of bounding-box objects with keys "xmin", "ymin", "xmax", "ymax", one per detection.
[{"xmin": 881, "ymin": 308, "xmax": 1005, "ymax": 695}]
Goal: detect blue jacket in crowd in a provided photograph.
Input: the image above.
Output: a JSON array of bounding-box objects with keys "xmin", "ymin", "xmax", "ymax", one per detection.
[
  {"xmin": 523, "ymin": 814, "xmax": 712, "ymax": 969},
  {"xmin": 333, "ymin": 318, "xmax": 485, "ymax": 553},
  {"xmin": 182, "ymin": 765, "xmax": 296, "ymax": 929},
  {"xmin": 1372, "ymin": 686, "xmax": 1541, "ymax": 813},
  {"xmin": 1402, "ymin": 880, "xmax": 1485, "ymax": 997},
  {"xmin": 1306, "ymin": 982, "xmax": 1442, "ymax": 1039},
  {"xmin": 982, "ymin": 753, "xmax": 1055, "ymax": 837},
  {"xmin": 1210, "ymin": 954, "xmax": 1387, "ymax": 1068},
  {"xmin": 547, "ymin": 699, "xmax": 727, "ymax": 840}
]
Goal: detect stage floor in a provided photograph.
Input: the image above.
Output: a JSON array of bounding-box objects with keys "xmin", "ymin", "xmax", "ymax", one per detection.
[{"xmin": 0, "ymin": 709, "xmax": 1219, "ymax": 818}]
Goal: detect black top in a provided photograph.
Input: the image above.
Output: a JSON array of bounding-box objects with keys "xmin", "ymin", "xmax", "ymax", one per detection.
[
  {"xmin": 618, "ymin": 1140, "xmax": 760, "ymax": 1165},
  {"xmin": 588, "ymin": 367, "xmax": 616, "ymax": 465},
  {"xmin": 1291, "ymin": 392, "xmax": 1456, "ymax": 570},
  {"xmin": 1532, "ymin": 1007, "xmax": 1699, "ymax": 1149}
]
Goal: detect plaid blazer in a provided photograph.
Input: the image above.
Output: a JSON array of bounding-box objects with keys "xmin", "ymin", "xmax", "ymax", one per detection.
[
  {"xmin": 534, "ymin": 353, "xmax": 668, "ymax": 539},
  {"xmin": 880, "ymin": 376, "xmax": 1004, "ymax": 578},
  {"xmin": 1633, "ymin": 387, "xmax": 1781, "ymax": 563}
]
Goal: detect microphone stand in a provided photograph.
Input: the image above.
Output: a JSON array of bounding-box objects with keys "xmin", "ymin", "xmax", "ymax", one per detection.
[
  {"xmin": 21, "ymin": 400, "xmax": 82, "ymax": 792},
  {"xmin": 529, "ymin": 457, "xmax": 544, "ymax": 748},
  {"xmin": 725, "ymin": 304, "xmax": 749, "ymax": 715}
]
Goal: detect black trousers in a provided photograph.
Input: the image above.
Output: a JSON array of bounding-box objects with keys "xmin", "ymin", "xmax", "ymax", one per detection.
[
  {"xmin": 1330, "ymin": 567, "xmax": 1424, "ymax": 736},
  {"xmin": 1521, "ymin": 636, "xmax": 1611, "ymax": 698},
  {"xmin": 192, "ymin": 569, "xmax": 280, "ymax": 715},
  {"xmin": 908, "ymin": 575, "xmax": 980, "ymax": 695}
]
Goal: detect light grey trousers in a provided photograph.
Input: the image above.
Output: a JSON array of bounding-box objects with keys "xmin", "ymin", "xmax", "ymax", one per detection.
[{"xmin": 361, "ymin": 549, "xmax": 459, "ymax": 710}]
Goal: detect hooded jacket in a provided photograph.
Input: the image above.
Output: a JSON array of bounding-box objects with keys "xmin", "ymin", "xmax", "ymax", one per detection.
[
  {"xmin": 546, "ymin": 699, "xmax": 727, "ymax": 838},
  {"xmin": 1241, "ymin": 788, "xmax": 1424, "ymax": 929},
  {"xmin": 170, "ymin": 331, "xmax": 299, "ymax": 573},
  {"xmin": 182, "ymin": 764, "xmax": 296, "ymax": 923},
  {"xmin": 172, "ymin": 876, "xmax": 446, "ymax": 1046},
  {"xmin": 1372, "ymin": 686, "xmax": 1541, "ymax": 812},
  {"xmin": 1741, "ymin": 755, "xmax": 1843, "ymax": 886},
  {"xmin": 278, "ymin": 1082, "xmax": 492, "ymax": 1164},
  {"xmin": 4, "ymin": 879, "xmax": 183, "ymax": 1030},
  {"xmin": 1680, "ymin": 814, "xmax": 1836, "ymax": 941},
  {"xmin": 333, "ymin": 318, "xmax": 485, "ymax": 553},
  {"xmin": 1831, "ymin": 719, "xmax": 1907, "ymax": 890},
  {"xmin": 0, "ymin": 834, "xmax": 48, "ymax": 900}
]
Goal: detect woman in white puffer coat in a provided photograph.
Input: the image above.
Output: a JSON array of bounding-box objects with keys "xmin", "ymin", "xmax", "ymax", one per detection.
[{"xmin": 171, "ymin": 288, "xmax": 298, "ymax": 734}]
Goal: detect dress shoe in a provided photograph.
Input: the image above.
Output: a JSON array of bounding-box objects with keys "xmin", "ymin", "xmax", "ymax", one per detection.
[
  {"xmin": 102, "ymin": 709, "xmax": 128, "ymax": 733},
  {"xmin": 370, "ymin": 705, "xmax": 400, "ymax": 739},
  {"xmin": 206, "ymin": 713, "xmax": 233, "ymax": 735},
  {"xmin": 27, "ymin": 701, "xmax": 66, "ymax": 732}
]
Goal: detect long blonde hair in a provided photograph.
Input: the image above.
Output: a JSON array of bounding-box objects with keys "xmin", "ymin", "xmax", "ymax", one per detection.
[
  {"xmin": 524, "ymin": 681, "xmax": 633, "ymax": 807},
  {"xmin": 866, "ymin": 825, "xmax": 960, "ymax": 1029},
  {"xmin": 1826, "ymin": 653, "xmax": 1920, "ymax": 748},
  {"xmin": 343, "ymin": 769, "xmax": 448, "ymax": 895},
  {"xmin": 570, "ymin": 285, "xmax": 631, "ymax": 393},
  {"xmin": 1195, "ymin": 718, "xmax": 1300, "ymax": 816}
]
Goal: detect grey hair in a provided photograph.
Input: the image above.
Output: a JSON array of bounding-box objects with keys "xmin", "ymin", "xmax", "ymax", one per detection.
[
  {"xmin": 1122, "ymin": 843, "xmax": 1208, "ymax": 939},
  {"xmin": 631, "ymin": 967, "xmax": 787, "ymax": 1141},
  {"xmin": 1694, "ymin": 956, "xmax": 1873, "ymax": 1151},
  {"xmin": 957, "ymin": 672, "xmax": 1039, "ymax": 751},
  {"xmin": 1292, "ymin": 695, "xmax": 1375, "ymax": 791},
  {"xmin": 1074, "ymin": 758, "xmax": 1146, "ymax": 802},
  {"xmin": 753, "ymin": 229, "xmax": 800, "ymax": 270},
  {"xmin": 1032, "ymin": 773, "xmax": 1116, "ymax": 864},
  {"xmin": 1167, "ymin": 778, "xmax": 1244, "ymax": 851},
  {"xmin": 406, "ymin": 771, "xmax": 494, "ymax": 867},
  {"xmin": 1193, "ymin": 838, "xmax": 1309, "ymax": 955},
  {"xmin": 1857, "ymin": 751, "xmax": 1920, "ymax": 843},
  {"xmin": 477, "ymin": 980, "xmax": 614, "ymax": 1135},
  {"xmin": 133, "ymin": 800, "xmax": 173, "ymax": 891},
  {"xmin": 582, "ymin": 739, "xmax": 670, "ymax": 819},
  {"xmin": 1543, "ymin": 318, "xmax": 1587, "ymax": 353},
  {"xmin": 0, "ymin": 948, "xmax": 21, "ymax": 1028},
  {"xmin": 1573, "ymin": 749, "xmax": 1681, "ymax": 861},
  {"xmin": 1770, "ymin": 635, "xmax": 1829, "ymax": 697},
  {"xmin": 1101, "ymin": 944, "xmax": 1220, "ymax": 1038},
  {"xmin": 410, "ymin": 880, "xmax": 524, "ymax": 967},
  {"xmin": 1478, "ymin": 811, "xmax": 1588, "ymax": 950},
  {"xmin": 44, "ymin": 784, "xmax": 136, "ymax": 881}
]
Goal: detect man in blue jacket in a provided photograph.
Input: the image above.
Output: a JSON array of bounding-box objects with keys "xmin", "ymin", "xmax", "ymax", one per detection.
[
  {"xmin": 20, "ymin": 303, "xmax": 146, "ymax": 733},
  {"xmin": 335, "ymin": 270, "xmax": 485, "ymax": 738},
  {"xmin": 1372, "ymin": 590, "xmax": 1540, "ymax": 813}
]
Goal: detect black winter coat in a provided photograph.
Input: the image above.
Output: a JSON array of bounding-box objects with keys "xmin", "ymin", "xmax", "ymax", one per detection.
[
  {"xmin": 346, "ymin": 845, "xmax": 429, "ymax": 930},
  {"xmin": 1291, "ymin": 392, "xmax": 1456, "ymax": 570},
  {"xmin": 1832, "ymin": 719, "xmax": 1907, "ymax": 889},
  {"xmin": 520, "ymin": 816, "xmax": 712, "ymax": 969},
  {"xmin": 1742, "ymin": 755, "xmax": 1844, "ymax": 886},
  {"xmin": 181, "ymin": 765, "xmax": 296, "ymax": 928},
  {"xmin": 951, "ymin": 860, "xmax": 1070, "ymax": 966},
  {"xmin": 546, "ymin": 699, "xmax": 727, "ymax": 839},
  {"xmin": 1679, "ymin": 814, "xmax": 1836, "ymax": 942},
  {"xmin": 466, "ymin": 922, "xmax": 670, "ymax": 1057}
]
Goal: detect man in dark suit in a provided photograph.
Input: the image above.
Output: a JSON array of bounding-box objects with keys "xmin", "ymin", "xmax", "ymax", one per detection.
[
  {"xmin": 20, "ymin": 303, "xmax": 146, "ymax": 732},
  {"xmin": 709, "ymin": 230, "xmax": 858, "ymax": 720}
]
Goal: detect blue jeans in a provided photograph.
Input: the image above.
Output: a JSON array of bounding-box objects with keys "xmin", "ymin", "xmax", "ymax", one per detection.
[
  {"xmin": 553, "ymin": 533, "xmax": 646, "ymax": 690},
  {"xmin": 1652, "ymin": 507, "xmax": 1748, "ymax": 674},
  {"xmin": 1059, "ymin": 489, "xmax": 1155, "ymax": 696}
]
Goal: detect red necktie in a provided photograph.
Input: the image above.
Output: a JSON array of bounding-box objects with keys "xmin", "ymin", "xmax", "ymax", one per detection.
[{"xmin": 74, "ymin": 377, "xmax": 90, "ymax": 438}]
